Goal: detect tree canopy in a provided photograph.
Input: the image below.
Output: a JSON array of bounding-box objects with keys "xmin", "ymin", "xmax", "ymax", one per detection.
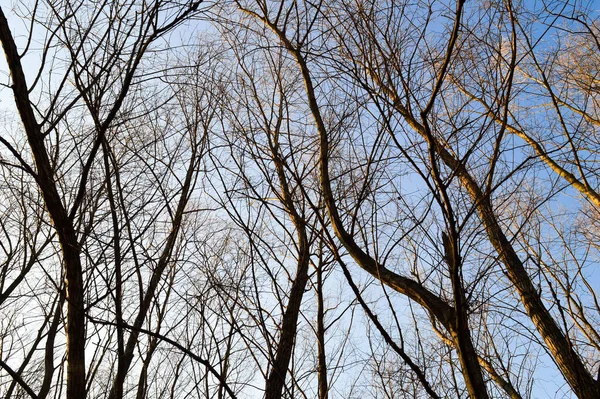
[{"xmin": 1, "ymin": 1, "xmax": 600, "ymax": 398}]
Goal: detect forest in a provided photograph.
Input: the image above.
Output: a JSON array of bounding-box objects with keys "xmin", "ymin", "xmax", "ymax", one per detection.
[{"xmin": 1, "ymin": 0, "xmax": 600, "ymax": 398}]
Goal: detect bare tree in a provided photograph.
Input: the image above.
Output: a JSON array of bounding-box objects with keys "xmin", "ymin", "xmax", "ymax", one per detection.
[
  {"xmin": 0, "ymin": 2, "xmax": 222, "ymax": 398},
  {"xmin": 223, "ymin": 0, "xmax": 600, "ymax": 397}
]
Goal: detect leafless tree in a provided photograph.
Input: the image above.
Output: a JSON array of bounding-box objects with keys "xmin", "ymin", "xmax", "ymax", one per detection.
[{"xmin": 2, "ymin": 0, "xmax": 600, "ymax": 398}]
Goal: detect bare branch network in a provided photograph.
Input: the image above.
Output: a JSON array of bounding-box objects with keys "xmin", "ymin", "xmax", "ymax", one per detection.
[{"xmin": 1, "ymin": 1, "xmax": 600, "ymax": 398}]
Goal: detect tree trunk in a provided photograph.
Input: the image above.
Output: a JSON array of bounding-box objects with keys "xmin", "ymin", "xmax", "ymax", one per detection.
[{"xmin": 0, "ymin": 11, "xmax": 86, "ymax": 399}]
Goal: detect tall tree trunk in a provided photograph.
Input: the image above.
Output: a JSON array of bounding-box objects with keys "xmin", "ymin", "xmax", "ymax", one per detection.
[
  {"xmin": 264, "ymin": 118, "xmax": 312, "ymax": 399},
  {"xmin": 0, "ymin": 10, "xmax": 86, "ymax": 399},
  {"xmin": 316, "ymin": 255, "xmax": 329, "ymax": 399}
]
